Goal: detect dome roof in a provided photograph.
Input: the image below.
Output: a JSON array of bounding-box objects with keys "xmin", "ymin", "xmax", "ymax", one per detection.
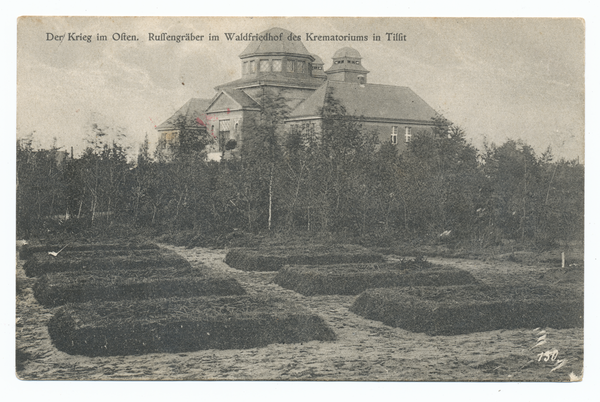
[
  {"xmin": 310, "ymin": 53, "xmax": 325, "ymax": 65},
  {"xmin": 239, "ymin": 28, "xmax": 312, "ymax": 59},
  {"xmin": 333, "ymin": 47, "xmax": 362, "ymax": 59}
]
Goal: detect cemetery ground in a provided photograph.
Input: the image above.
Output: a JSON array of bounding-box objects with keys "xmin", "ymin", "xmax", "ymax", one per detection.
[{"xmin": 15, "ymin": 240, "xmax": 583, "ymax": 381}]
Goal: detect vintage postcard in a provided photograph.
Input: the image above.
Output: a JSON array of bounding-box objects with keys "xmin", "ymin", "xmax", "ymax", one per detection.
[{"xmin": 16, "ymin": 16, "xmax": 585, "ymax": 382}]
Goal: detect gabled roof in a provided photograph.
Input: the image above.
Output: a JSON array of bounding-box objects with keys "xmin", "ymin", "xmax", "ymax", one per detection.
[
  {"xmin": 222, "ymin": 88, "xmax": 260, "ymax": 108},
  {"xmin": 206, "ymin": 88, "xmax": 260, "ymax": 113},
  {"xmin": 156, "ymin": 98, "xmax": 212, "ymax": 131},
  {"xmin": 288, "ymin": 81, "xmax": 438, "ymax": 123}
]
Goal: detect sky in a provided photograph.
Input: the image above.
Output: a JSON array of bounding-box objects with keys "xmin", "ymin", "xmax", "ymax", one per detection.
[{"xmin": 17, "ymin": 17, "xmax": 585, "ymax": 161}]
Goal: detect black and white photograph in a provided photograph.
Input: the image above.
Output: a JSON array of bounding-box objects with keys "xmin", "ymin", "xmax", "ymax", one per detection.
[{"xmin": 14, "ymin": 15, "xmax": 588, "ymax": 385}]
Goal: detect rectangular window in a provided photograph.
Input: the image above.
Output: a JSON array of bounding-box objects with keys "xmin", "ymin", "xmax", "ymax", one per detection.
[
  {"xmin": 287, "ymin": 59, "xmax": 295, "ymax": 72},
  {"xmin": 272, "ymin": 59, "xmax": 282, "ymax": 72},
  {"xmin": 242, "ymin": 62, "xmax": 248, "ymax": 75},
  {"xmin": 249, "ymin": 60, "xmax": 256, "ymax": 73},
  {"xmin": 405, "ymin": 126, "xmax": 412, "ymax": 143},
  {"xmin": 391, "ymin": 126, "xmax": 398, "ymax": 144},
  {"xmin": 296, "ymin": 61, "xmax": 304, "ymax": 73},
  {"xmin": 219, "ymin": 120, "xmax": 231, "ymax": 152},
  {"xmin": 220, "ymin": 120, "xmax": 230, "ymax": 131},
  {"xmin": 259, "ymin": 59, "xmax": 270, "ymax": 72}
]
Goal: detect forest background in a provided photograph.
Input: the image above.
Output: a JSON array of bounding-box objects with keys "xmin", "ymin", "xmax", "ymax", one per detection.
[{"xmin": 16, "ymin": 90, "xmax": 584, "ymax": 255}]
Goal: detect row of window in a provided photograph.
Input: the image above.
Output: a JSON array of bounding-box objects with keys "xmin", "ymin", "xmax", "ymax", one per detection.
[
  {"xmin": 333, "ymin": 60, "xmax": 361, "ymax": 65},
  {"xmin": 391, "ymin": 126, "xmax": 411, "ymax": 144},
  {"xmin": 242, "ymin": 59, "xmax": 309, "ymax": 75},
  {"xmin": 208, "ymin": 121, "xmax": 412, "ymax": 145}
]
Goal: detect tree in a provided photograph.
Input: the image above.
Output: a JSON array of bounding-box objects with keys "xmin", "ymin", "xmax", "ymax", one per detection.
[
  {"xmin": 239, "ymin": 90, "xmax": 290, "ymax": 231},
  {"xmin": 154, "ymin": 115, "xmax": 214, "ymax": 162},
  {"xmin": 399, "ymin": 116, "xmax": 481, "ymax": 238},
  {"xmin": 482, "ymin": 140, "xmax": 543, "ymax": 242},
  {"xmin": 173, "ymin": 115, "xmax": 213, "ymax": 160}
]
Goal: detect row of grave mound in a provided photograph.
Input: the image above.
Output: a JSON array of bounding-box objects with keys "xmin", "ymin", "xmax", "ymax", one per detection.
[
  {"xmin": 25, "ymin": 242, "xmax": 336, "ymax": 356},
  {"xmin": 225, "ymin": 246, "xmax": 583, "ymax": 335}
]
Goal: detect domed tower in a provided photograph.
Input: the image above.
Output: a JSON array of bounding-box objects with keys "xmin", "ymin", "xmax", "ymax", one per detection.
[
  {"xmin": 238, "ymin": 27, "xmax": 315, "ymax": 79},
  {"xmin": 325, "ymin": 47, "xmax": 370, "ymax": 84},
  {"xmin": 310, "ymin": 53, "xmax": 327, "ymax": 79}
]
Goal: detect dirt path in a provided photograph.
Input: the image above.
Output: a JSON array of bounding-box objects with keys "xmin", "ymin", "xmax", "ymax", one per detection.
[{"xmin": 16, "ymin": 246, "xmax": 583, "ymax": 381}]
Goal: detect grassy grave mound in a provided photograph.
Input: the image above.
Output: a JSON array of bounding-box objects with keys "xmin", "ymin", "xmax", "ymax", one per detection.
[
  {"xmin": 47, "ymin": 296, "xmax": 337, "ymax": 356},
  {"xmin": 273, "ymin": 261, "xmax": 480, "ymax": 296},
  {"xmin": 23, "ymin": 249, "xmax": 190, "ymax": 277},
  {"xmin": 225, "ymin": 244, "xmax": 385, "ymax": 272},
  {"xmin": 33, "ymin": 267, "xmax": 246, "ymax": 307},
  {"xmin": 19, "ymin": 242, "xmax": 160, "ymax": 260},
  {"xmin": 539, "ymin": 265, "xmax": 584, "ymax": 285},
  {"xmin": 350, "ymin": 285, "xmax": 583, "ymax": 336}
]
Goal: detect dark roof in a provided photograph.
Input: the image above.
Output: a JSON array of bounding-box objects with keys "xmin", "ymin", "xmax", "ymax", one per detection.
[
  {"xmin": 288, "ymin": 80, "xmax": 438, "ymax": 123},
  {"xmin": 156, "ymin": 98, "xmax": 211, "ymax": 131},
  {"xmin": 239, "ymin": 27, "xmax": 313, "ymax": 59},
  {"xmin": 332, "ymin": 47, "xmax": 362, "ymax": 59}
]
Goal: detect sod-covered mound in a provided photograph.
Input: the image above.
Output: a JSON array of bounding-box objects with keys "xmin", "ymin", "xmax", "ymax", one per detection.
[
  {"xmin": 23, "ymin": 249, "xmax": 190, "ymax": 277},
  {"xmin": 350, "ymin": 285, "xmax": 583, "ymax": 335},
  {"xmin": 225, "ymin": 245, "xmax": 384, "ymax": 271},
  {"xmin": 273, "ymin": 263, "xmax": 480, "ymax": 296},
  {"xmin": 19, "ymin": 242, "xmax": 160, "ymax": 260},
  {"xmin": 48, "ymin": 296, "xmax": 337, "ymax": 356},
  {"xmin": 33, "ymin": 267, "xmax": 246, "ymax": 307},
  {"xmin": 540, "ymin": 265, "xmax": 584, "ymax": 285}
]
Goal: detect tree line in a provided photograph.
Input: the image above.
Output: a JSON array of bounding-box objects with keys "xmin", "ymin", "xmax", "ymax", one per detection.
[{"xmin": 17, "ymin": 89, "xmax": 584, "ymax": 249}]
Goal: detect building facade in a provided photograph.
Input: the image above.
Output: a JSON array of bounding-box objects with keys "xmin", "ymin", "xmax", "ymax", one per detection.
[{"xmin": 157, "ymin": 27, "xmax": 439, "ymax": 159}]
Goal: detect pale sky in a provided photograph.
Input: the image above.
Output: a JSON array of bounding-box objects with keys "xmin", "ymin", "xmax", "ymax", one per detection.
[{"xmin": 17, "ymin": 17, "xmax": 585, "ymax": 161}]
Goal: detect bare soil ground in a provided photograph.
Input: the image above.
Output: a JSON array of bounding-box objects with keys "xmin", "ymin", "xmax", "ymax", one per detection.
[{"xmin": 15, "ymin": 246, "xmax": 583, "ymax": 381}]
